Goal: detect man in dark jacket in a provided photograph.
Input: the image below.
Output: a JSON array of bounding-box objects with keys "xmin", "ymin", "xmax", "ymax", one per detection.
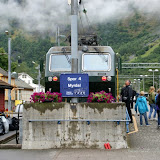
[
  {"xmin": 156, "ymin": 89, "xmax": 160, "ymax": 128},
  {"xmin": 121, "ymin": 80, "xmax": 133, "ymax": 123}
]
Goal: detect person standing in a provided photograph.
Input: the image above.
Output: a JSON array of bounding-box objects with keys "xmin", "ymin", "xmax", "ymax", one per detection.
[
  {"xmin": 155, "ymin": 89, "xmax": 160, "ymax": 128},
  {"xmin": 135, "ymin": 91, "xmax": 149, "ymax": 126},
  {"xmin": 121, "ymin": 80, "xmax": 133, "ymax": 123},
  {"xmin": 148, "ymin": 86, "xmax": 156, "ymax": 120}
]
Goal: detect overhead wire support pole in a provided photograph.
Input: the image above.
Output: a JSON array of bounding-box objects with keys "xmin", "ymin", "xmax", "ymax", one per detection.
[
  {"xmin": 71, "ymin": 0, "xmax": 78, "ymax": 103},
  {"xmin": 57, "ymin": 26, "xmax": 60, "ymax": 46},
  {"xmin": 38, "ymin": 65, "xmax": 41, "ymax": 92},
  {"xmin": 8, "ymin": 37, "xmax": 11, "ymax": 111},
  {"xmin": 116, "ymin": 68, "xmax": 119, "ymax": 102}
]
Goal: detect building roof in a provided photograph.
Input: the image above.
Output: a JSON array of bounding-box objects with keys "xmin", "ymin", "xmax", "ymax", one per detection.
[
  {"xmin": 0, "ymin": 80, "xmax": 13, "ymax": 89},
  {"xmin": 15, "ymin": 79, "xmax": 34, "ymax": 90},
  {"xmin": 0, "ymin": 67, "xmax": 15, "ymax": 79},
  {"xmin": 18, "ymin": 72, "xmax": 34, "ymax": 80},
  {"xmin": 0, "ymin": 67, "xmax": 8, "ymax": 77}
]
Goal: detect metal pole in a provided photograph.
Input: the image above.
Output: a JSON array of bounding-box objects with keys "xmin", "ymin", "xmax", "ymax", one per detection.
[
  {"xmin": 144, "ymin": 77, "xmax": 145, "ymax": 92},
  {"xmin": 153, "ymin": 71, "xmax": 154, "ymax": 87},
  {"xmin": 38, "ymin": 65, "xmax": 41, "ymax": 92},
  {"xmin": 138, "ymin": 80, "xmax": 140, "ymax": 93},
  {"xmin": 57, "ymin": 26, "xmax": 60, "ymax": 46},
  {"xmin": 71, "ymin": 0, "xmax": 78, "ymax": 103},
  {"xmin": 116, "ymin": 68, "xmax": 119, "ymax": 102},
  {"xmin": 56, "ymin": 26, "xmax": 58, "ymax": 45},
  {"xmin": 143, "ymin": 76, "xmax": 144, "ymax": 91},
  {"xmin": 8, "ymin": 37, "xmax": 11, "ymax": 111}
]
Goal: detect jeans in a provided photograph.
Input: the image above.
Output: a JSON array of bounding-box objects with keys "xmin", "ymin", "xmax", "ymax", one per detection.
[
  {"xmin": 125, "ymin": 101, "xmax": 133, "ymax": 123},
  {"xmin": 157, "ymin": 110, "xmax": 160, "ymax": 125},
  {"xmin": 149, "ymin": 104, "xmax": 157, "ymax": 119},
  {"xmin": 140, "ymin": 112, "xmax": 149, "ymax": 125}
]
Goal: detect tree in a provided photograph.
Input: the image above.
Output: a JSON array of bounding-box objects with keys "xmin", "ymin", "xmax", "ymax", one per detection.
[{"xmin": 0, "ymin": 48, "xmax": 8, "ymax": 71}]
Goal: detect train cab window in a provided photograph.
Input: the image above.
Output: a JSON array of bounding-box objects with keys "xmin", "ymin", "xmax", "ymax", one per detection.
[
  {"xmin": 49, "ymin": 54, "xmax": 71, "ymax": 72},
  {"xmin": 82, "ymin": 53, "xmax": 111, "ymax": 71}
]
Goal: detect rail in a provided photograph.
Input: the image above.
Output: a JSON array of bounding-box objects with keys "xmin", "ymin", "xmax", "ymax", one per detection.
[{"xmin": 28, "ymin": 109, "xmax": 131, "ymax": 132}]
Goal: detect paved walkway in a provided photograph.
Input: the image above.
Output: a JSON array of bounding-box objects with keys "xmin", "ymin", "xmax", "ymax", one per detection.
[
  {"xmin": 1, "ymin": 113, "xmax": 160, "ymax": 160},
  {"xmin": 128, "ymin": 113, "xmax": 160, "ymax": 151}
]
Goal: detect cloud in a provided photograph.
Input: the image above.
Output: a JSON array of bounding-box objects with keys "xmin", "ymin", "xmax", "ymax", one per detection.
[
  {"xmin": 0, "ymin": 0, "xmax": 70, "ymax": 33},
  {"xmin": 83, "ymin": 0, "xmax": 160, "ymax": 23},
  {"xmin": 0, "ymin": 0, "xmax": 160, "ymax": 33}
]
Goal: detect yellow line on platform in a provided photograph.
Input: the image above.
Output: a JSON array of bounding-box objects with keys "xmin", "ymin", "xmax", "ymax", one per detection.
[{"xmin": 128, "ymin": 115, "xmax": 138, "ymax": 135}]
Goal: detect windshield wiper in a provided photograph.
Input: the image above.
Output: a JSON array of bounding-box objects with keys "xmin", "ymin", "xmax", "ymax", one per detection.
[
  {"xmin": 94, "ymin": 47, "xmax": 108, "ymax": 62},
  {"xmin": 61, "ymin": 48, "xmax": 71, "ymax": 65}
]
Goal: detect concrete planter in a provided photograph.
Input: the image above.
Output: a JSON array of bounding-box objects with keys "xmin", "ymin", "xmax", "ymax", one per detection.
[{"xmin": 22, "ymin": 102, "xmax": 128, "ymax": 149}]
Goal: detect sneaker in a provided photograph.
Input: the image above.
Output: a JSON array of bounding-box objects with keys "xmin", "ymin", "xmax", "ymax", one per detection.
[
  {"xmin": 146, "ymin": 124, "xmax": 150, "ymax": 126},
  {"xmin": 140, "ymin": 124, "xmax": 143, "ymax": 126},
  {"xmin": 157, "ymin": 125, "xmax": 160, "ymax": 129}
]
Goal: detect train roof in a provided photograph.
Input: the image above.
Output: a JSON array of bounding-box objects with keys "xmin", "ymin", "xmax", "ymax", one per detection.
[{"xmin": 47, "ymin": 46, "xmax": 115, "ymax": 55}]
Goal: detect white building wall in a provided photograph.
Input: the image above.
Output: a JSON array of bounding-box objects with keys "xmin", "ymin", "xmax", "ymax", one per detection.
[
  {"xmin": 19, "ymin": 74, "xmax": 33, "ymax": 85},
  {"xmin": 18, "ymin": 73, "xmax": 45, "ymax": 93},
  {"xmin": 21, "ymin": 90, "xmax": 34, "ymax": 102}
]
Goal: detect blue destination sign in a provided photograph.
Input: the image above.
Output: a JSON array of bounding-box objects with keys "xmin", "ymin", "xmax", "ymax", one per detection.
[{"xmin": 60, "ymin": 73, "xmax": 89, "ymax": 97}]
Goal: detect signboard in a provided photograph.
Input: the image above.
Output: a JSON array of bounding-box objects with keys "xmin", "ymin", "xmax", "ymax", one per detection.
[{"xmin": 60, "ymin": 74, "xmax": 89, "ymax": 97}]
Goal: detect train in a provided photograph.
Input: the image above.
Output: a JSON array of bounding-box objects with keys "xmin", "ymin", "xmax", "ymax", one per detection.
[{"xmin": 45, "ymin": 44, "xmax": 116, "ymax": 99}]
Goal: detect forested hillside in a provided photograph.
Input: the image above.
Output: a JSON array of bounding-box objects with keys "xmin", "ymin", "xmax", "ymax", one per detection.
[
  {"xmin": 0, "ymin": 11, "xmax": 160, "ymax": 85},
  {"xmin": 98, "ymin": 13, "xmax": 160, "ymax": 62}
]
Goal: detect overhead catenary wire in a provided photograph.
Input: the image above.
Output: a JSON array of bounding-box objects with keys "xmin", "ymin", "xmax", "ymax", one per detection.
[
  {"xmin": 81, "ymin": 0, "xmax": 96, "ymax": 34},
  {"xmin": 80, "ymin": 0, "xmax": 102, "ymax": 43},
  {"xmin": 78, "ymin": 7, "xmax": 85, "ymax": 35}
]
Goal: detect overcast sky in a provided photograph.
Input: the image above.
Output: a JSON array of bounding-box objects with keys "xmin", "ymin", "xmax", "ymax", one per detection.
[{"xmin": 0, "ymin": 0, "xmax": 159, "ymax": 33}]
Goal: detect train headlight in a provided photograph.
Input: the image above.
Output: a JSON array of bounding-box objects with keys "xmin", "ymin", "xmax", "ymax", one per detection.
[
  {"xmin": 48, "ymin": 77, "xmax": 52, "ymax": 82},
  {"xmin": 102, "ymin": 76, "xmax": 107, "ymax": 81},
  {"xmin": 53, "ymin": 76, "xmax": 58, "ymax": 81},
  {"xmin": 107, "ymin": 76, "xmax": 112, "ymax": 81}
]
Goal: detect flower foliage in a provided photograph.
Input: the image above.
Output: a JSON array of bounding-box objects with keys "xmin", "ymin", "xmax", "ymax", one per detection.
[
  {"xmin": 30, "ymin": 91, "xmax": 62, "ymax": 103},
  {"xmin": 87, "ymin": 91, "xmax": 115, "ymax": 103}
]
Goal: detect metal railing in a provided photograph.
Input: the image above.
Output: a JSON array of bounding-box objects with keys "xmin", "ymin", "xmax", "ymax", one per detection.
[
  {"xmin": 122, "ymin": 63, "xmax": 160, "ymax": 69},
  {"xmin": 28, "ymin": 109, "xmax": 131, "ymax": 132}
]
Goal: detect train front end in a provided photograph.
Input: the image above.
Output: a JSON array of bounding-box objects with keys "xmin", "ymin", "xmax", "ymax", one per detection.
[{"xmin": 45, "ymin": 46, "xmax": 116, "ymax": 98}]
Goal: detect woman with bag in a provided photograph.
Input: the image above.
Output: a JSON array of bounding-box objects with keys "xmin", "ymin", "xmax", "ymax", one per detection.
[{"xmin": 148, "ymin": 86, "xmax": 156, "ymax": 120}]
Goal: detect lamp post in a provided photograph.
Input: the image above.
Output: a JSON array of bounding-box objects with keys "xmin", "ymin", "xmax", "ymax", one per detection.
[
  {"xmin": 5, "ymin": 30, "xmax": 11, "ymax": 111},
  {"xmin": 148, "ymin": 69, "xmax": 159, "ymax": 87},
  {"xmin": 134, "ymin": 79, "xmax": 141, "ymax": 93},
  {"xmin": 140, "ymin": 75, "xmax": 148, "ymax": 91},
  {"xmin": 138, "ymin": 79, "xmax": 141, "ymax": 93},
  {"xmin": 32, "ymin": 61, "xmax": 41, "ymax": 92}
]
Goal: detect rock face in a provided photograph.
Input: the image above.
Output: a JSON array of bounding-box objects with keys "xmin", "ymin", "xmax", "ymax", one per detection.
[{"xmin": 22, "ymin": 102, "xmax": 128, "ymax": 149}]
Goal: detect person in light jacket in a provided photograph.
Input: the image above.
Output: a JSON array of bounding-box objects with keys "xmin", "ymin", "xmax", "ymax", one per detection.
[{"xmin": 135, "ymin": 91, "xmax": 149, "ymax": 126}]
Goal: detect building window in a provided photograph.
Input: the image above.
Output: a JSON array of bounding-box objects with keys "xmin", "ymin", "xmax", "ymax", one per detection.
[
  {"xmin": 19, "ymin": 90, "xmax": 22, "ymax": 100},
  {"xmin": 15, "ymin": 90, "xmax": 17, "ymax": 100},
  {"xmin": 22, "ymin": 75, "xmax": 26, "ymax": 78}
]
